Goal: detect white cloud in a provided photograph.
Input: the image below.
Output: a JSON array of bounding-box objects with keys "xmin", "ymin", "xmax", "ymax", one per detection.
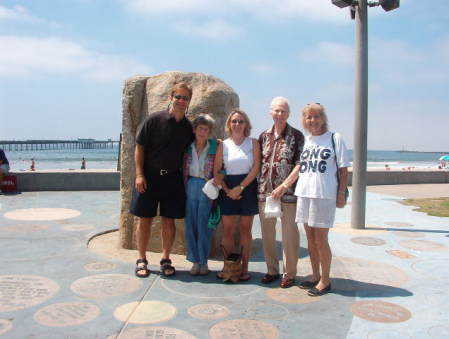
[
  {"xmin": 125, "ymin": 0, "xmax": 218, "ymax": 15},
  {"xmin": 0, "ymin": 5, "xmax": 58, "ymax": 26},
  {"xmin": 123, "ymin": 0, "xmax": 347, "ymax": 23},
  {"xmin": 0, "ymin": 36, "xmax": 151, "ymax": 81},
  {"xmin": 250, "ymin": 63, "xmax": 275, "ymax": 73},
  {"xmin": 298, "ymin": 41, "xmax": 354, "ymax": 65},
  {"xmin": 172, "ymin": 19, "xmax": 242, "ymax": 40},
  {"xmin": 0, "ymin": 5, "xmax": 29, "ymax": 21}
]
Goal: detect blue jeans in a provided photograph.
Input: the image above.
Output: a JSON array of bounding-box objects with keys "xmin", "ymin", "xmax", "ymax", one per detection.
[{"xmin": 185, "ymin": 177, "xmax": 214, "ymax": 264}]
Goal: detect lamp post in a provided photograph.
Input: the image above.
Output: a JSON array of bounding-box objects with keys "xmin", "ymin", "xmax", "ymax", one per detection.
[{"xmin": 331, "ymin": 0, "xmax": 399, "ymax": 229}]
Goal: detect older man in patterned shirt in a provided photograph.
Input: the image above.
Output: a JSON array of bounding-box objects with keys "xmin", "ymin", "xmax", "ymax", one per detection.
[{"xmin": 258, "ymin": 97, "xmax": 304, "ymax": 288}]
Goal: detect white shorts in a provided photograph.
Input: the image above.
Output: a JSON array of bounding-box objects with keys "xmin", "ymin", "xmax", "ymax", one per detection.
[{"xmin": 295, "ymin": 197, "xmax": 336, "ymax": 228}]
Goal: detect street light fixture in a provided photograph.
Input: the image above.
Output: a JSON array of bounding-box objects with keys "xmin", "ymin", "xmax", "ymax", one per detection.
[{"xmin": 331, "ymin": 0, "xmax": 399, "ymax": 229}]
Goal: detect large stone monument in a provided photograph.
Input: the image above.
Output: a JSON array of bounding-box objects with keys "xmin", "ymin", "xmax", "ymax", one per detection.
[{"xmin": 119, "ymin": 71, "xmax": 239, "ymax": 254}]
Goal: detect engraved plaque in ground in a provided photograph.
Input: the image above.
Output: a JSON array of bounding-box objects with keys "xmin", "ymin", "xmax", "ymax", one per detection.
[
  {"xmin": 3, "ymin": 224, "xmax": 48, "ymax": 232},
  {"xmin": 351, "ymin": 300, "xmax": 411, "ymax": 323},
  {"xmin": 0, "ymin": 275, "xmax": 59, "ymax": 312},
  {"xmin": 209, "ymin": 319, "xmax": 279, "ymax": 339},
  {"xmin": 71, "ymin": 274, "xmax": 142, "ymax": 298},
  {"xmin": 84, "ymin": 262, "xmax": 116, "ymax": 272},
  {"xmin": 351, "ymin": 236, "xmax": 386, "ymax": 246},
  {"xmin": 400, "ymin": 240, "xmax": 448, "ymax": 252},
  {"xmin": 4, "ymin": 208, "xmax": 80, "ymax": 221},
  {"xmin": 187, "ymin": 304, "xmax": 230, "ymax": 320},
  {"xmin": 108, "ymin": 326, "xmax": 196, "ymax": 339},
  {"xmin": 160, "ymin": 278, "xmax": 261, "ymax": 298},
  {"xmin": 34, "ymin": 302, "xmax": 100, "ymax": 327}
]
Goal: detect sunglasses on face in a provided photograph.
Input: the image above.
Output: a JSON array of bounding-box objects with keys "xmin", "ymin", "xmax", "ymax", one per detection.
[
  {"xmin": 231, "ymin": 119, "xmax": 245, "ymax": 124},
  {"xmin": 173, "ymin": 95, "xmax": 190, "ymax": 101}
]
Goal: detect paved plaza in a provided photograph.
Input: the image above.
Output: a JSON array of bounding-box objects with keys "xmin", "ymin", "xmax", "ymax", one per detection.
[{"xmin": 0, "ymin": 186, "xmax": 448, "ymax": 338}]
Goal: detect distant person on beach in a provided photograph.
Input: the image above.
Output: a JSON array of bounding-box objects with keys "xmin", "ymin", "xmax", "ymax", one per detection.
[
  {"xmin": 30, "ymin": 158, "xmax": 35, "ymax": 171},
  {"xmin": 214, "ymin": 109, "xmax": 260, "ymax": 282},
  {"xmin": 0, "ymin": 148, "xmax": 10, "ymax": 189},
  {"xmin": 182, "ymin": 114, "xmax": 219, "ymax": 276},
  {"xmin": 385, "ymin": 164, "xmax": 390, "ymax": 170},
  {"xmin": 295, "ymin": 103, "xmax": 349, "ymax": 296},
  {"xmin": 130, "ymin": 82, "xmax": 194, "ymax": 278},
  {"xmin": 81, "ymin": 157, "xmax": 86, "ymax": 170},
  {"xmin": 258, "ymin": 97, "xmax": 304, "ymax": 288}
]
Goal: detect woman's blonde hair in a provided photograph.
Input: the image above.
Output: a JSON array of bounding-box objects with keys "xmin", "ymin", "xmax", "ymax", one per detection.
[
  {"xmin": 301, "ymin": 103, "xmax": 328, "ymax": 133},
  {"xmin": 225, "ymin": 109, "xmax": 252, "ymax": 137}
]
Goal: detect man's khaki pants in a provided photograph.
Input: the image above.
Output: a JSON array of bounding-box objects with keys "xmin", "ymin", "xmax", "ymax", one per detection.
[{"xmin": 259, "ymin": 202, "xmax": 299, "ymax": 279}]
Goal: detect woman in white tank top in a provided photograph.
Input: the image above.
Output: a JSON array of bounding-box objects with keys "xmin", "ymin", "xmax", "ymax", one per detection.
[{"xmin": 214, "ymin": 109, "xmax": 261, "ymax": 281}]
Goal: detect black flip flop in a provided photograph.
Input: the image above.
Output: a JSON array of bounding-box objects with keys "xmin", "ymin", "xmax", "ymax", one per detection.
[
  {"xmin": 135, "ymin": 258, "xmax": 150, "ymax": 278},
  {"xmin": 160, "ymin": 258, "xmax": 176, "ymax": 277}
]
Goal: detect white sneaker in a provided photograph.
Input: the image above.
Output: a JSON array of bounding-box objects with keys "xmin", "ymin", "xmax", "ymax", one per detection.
[
  {"xmin": 190, "ymin": 263, "xmax": 200, "ymax": 275},
  {"xmin": 199, "ymin": 264, "xmax": 209, "ymax": 275}
]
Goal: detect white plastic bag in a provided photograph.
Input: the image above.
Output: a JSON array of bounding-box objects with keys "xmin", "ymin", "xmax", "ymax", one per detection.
[
  {"xmin": 264, "ymin": 196, "xmax": 282, "ymax": 218},
  {"xmin": 202, "ymin": 179, "xmax": 220, "ymax": 200}
]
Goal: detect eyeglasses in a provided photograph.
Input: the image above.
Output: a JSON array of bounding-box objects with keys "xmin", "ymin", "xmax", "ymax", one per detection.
[
  {"xmin": 173, "ymin": 95, "xmax": 190, "ymax": 101},
  {"xmin": 231, "ymin": 119, "xmax": 245, "ymax": 124}
]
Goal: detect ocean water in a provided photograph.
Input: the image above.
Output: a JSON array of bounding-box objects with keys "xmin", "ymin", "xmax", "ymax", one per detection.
[{"xmin": 3, "ymin": 146, "xmax": 447, "ymax": 171}]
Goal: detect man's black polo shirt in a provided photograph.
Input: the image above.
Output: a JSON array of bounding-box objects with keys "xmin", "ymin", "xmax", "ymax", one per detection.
[{"xmin": 136, "ymin": 110, "xmax": 194, "ymax": 172}]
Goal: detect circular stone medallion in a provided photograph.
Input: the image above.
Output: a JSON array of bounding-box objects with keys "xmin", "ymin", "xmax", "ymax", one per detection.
[
  {"xmin": 246, "ymin": 303, "xmax": 289, "ymax": 320},
  {"xmin": 386, "ymin": 250, "xmax": 416, "ymax": 259},
  {"xmin": 109, "ymin": 326, "xmax": 196, "ymax": 339},
  {"xmin": 114, "ymin": 301, "xmax": 177, "ymax": 324},
  {"xmin": 160, "ymin": 278, "xmax": 260, "ymax": 299},
  {"xmin": 71, "ymin": 274, "xmax": 142, "ymax": 298},
  {"xmin": 385, "ymin": 222, "xmax": 414, "ymax": 228},
  {"xmin": 266, "ymin": 287, "xmax": 318, "ymax": 304},
  {"xmin": 400, "ymin": 240, "xmax": 448, "ymax": 252},
  {"xmin": 62, "ymin": 224, "xmax": 94, "ymax": 232},
  {"xmin": 351, "ymin": 237, "xmax": 386, "ymax": 246},
  {"xmin": 34, "ymin": 302, "xmax": 100, "ymax": 327},
  {"xmin": 351, "ymin": 300, "xmax": 411, "ymax": 323},
  {"xmin": 0, "ymin": 275, "xmax": 59, "ymax": 312},
  {"xmin": 0, "ymin": 319, "xmax": 13, "ymax": 335},
  {"xmin": 187, "ymin": 304, "xmax": 230, "ymax": 320},
  {"xmin": 392, "ymin": 231, "xmax": 425, "ymax": 238},
  {"xmin": 84, "ymin": 262, "xmax": 116, "ymax": 272},
  {"xmin": 3, "ymin": 224, "xmax": 48, "ymax": 232},
  {"xmin": 4, "ymin": 208, "xmax": 80, "ymax": 221},
  {"xmin": 209, "ymin": 319, "xmax": 278, "ymax": 339}
]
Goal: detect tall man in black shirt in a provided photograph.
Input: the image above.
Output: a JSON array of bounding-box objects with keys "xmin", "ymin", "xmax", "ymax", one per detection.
[{"xmin": 131, "ymin": 82, "xmax": 195, "ymax": 278}]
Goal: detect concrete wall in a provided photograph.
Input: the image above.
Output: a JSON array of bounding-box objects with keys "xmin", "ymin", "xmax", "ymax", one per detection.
[
  {"xmin": 13, "ymin": 171, "xmax": 120, "ymax": 191},
  {"xmin": 8, "ymin": 169, "xmax": 449, "ymax": 191}
]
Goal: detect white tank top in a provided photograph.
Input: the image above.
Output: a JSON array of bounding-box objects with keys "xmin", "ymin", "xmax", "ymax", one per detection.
[{"xmin": 223, "ymin": 137, "xmax": 254, "ymax": 175}]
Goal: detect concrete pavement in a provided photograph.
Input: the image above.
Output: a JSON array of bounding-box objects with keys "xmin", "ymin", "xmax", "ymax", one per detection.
[{"xmin": 0, "ymin": 186, "xmax": 448, "ymax": 338}]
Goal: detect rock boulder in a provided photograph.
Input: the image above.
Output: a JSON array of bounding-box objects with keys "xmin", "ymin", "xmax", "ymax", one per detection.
[{"xmin": 119, "ymin": 71, "xmax": 239, "ymax": 253}]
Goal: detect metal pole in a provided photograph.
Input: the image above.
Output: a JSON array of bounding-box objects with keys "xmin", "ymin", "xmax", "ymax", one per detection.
[{"xmin": 351, "ymin": 0, "xmax": 368, "ymax": 229}]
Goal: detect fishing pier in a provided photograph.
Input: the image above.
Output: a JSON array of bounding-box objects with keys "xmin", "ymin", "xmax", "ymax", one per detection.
[{"xmin": 0, "ymin": 139, "xmax": 119, "ymax": 151}]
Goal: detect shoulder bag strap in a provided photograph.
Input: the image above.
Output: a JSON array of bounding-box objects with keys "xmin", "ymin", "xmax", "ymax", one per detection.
[{"xmin": 331, "ymin": 133, "xmax": 341, "ymax": 187}]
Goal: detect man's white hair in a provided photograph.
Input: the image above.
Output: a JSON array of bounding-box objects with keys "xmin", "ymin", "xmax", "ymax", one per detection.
[{"xmin": 270, "ymin": 96, "xmax": 290, "ymax": 112}]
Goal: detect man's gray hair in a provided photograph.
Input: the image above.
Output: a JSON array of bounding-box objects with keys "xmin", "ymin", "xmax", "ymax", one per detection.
[{"xmin": 270, "ymin": 96, "xmax": 290, "ymax": 112}]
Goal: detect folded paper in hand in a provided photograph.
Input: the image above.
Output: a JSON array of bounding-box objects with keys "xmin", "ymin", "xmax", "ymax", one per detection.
[{"xmin": 264, "ymin": 196, "xmax": 282, "ymax": 218}]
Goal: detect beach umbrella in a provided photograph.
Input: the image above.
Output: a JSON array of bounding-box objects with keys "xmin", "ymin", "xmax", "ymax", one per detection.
[{"xmin": 439, "ymin": 155, "xmax": 449, "ymax": 161}]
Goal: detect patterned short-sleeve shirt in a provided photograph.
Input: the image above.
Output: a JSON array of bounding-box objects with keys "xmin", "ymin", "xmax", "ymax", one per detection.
[{"xmin": 258, "ymin": 123, "xmax": 304, "ymax": 203}]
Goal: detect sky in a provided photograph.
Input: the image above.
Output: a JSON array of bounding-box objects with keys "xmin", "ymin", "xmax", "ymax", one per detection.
[{"xmin": 0, "ymin": 0, "xmax": 448, "ymax": 152}]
